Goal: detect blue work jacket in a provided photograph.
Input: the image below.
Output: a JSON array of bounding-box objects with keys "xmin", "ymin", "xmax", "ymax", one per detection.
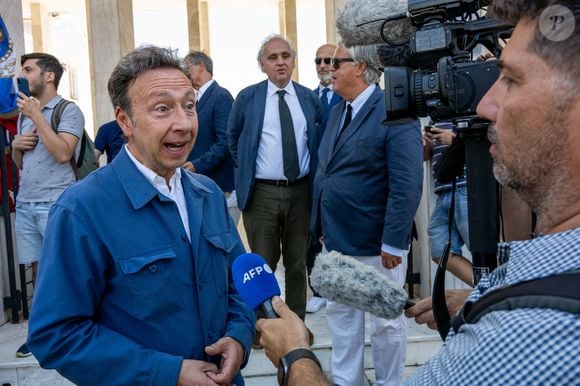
[{"xmin": 27, "ymin": 149, "xmax": 254, "ymax": 385}]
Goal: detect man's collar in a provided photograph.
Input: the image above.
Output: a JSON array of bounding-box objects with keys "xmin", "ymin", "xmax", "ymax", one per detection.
[{"xmin": 267, "ymin": 79, "xmax": 295, "ymax": 96}]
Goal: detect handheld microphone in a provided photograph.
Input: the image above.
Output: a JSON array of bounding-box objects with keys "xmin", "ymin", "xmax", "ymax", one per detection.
[
  {"xmin": 336, "ymin": 0, "xmax": 414, "ymax": 47},
  {"xmin": 310, "ymin": 251, "xmax": 409, "ymax": 320},
  {"xmin": 232, "ymin": 253, "xmax": 281, "ymax": 319}
]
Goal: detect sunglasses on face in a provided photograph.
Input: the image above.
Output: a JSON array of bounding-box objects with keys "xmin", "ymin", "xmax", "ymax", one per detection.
[
  {"xmin": 314, "ymin": 57, "xmax": 332, "ymax": 65},
  {"xmin": 331, "ymin": 57, "xmax": 355, "ymax": 69}
]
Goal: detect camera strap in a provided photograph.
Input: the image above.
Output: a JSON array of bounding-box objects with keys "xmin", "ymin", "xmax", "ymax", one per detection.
[{"xmin": 432, "ymin": 178, "xmax": 457, "ymax": 340}]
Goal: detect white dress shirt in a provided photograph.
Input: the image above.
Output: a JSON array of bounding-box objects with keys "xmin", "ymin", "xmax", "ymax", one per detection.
[
  {"xmin": 124, "ymin": 146, "xmax": 191, "ymax": 242},
  {"xmin": 255, "ymin": 80, "xmax": 310, "ymax": 180}
]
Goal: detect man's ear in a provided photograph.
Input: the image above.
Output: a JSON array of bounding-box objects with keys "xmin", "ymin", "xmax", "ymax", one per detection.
[
  {"xmin": 115, "ymin": 106, "xmax": 133, "ymax": 138},
  {"xmin": 356, "ymin": 62, "xmax": 367, "ymax": 78},
  {"xmin": 44, "ymin": 71, "xmax": 55, "ymax": 85}
]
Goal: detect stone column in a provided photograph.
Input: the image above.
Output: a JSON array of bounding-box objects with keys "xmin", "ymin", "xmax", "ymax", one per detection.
[
  {"xmin": 278, "ymin": 0, "xmax": 298, "ymax": 82},
  {"xmin": 325, "ymin": 0, "xmax": 346, "ymax": 43},
  {"xmin": 186, "ymin": 0, "xmax": 210, "ymax": 54},
  {"xmin": 85, "ymin": 0, "xmax": 134, "ymax": 135}
]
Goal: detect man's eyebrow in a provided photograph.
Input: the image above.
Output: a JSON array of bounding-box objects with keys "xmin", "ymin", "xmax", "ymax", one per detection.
[{"xmin": 496, "ymin": 59, "xmax": 521, "ymax": 76}]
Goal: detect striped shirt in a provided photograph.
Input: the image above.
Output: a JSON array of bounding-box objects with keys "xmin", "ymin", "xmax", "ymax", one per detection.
[{"xmin": 406, "ymin": 227, "xmax": 580, "ymax": 385}]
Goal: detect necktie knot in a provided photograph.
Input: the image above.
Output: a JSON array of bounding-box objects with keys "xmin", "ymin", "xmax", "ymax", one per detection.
[{"xmin": 277, "ymin": 89, "xmax": 286, "ymax": 98}]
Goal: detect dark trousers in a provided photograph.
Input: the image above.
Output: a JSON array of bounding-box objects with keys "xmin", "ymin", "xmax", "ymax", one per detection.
[{"xmin": 242, "ymin": 180, "xmax": 311, "ymax": 320}]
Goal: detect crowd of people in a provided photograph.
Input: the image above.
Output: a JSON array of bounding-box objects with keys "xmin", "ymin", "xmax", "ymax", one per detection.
[{"xmin": 6, "ymin": 0, "xmax": 578, "ymax": 384}]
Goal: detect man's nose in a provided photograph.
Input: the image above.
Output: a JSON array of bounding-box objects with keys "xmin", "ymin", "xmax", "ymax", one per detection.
[{"xmin": 476, "ymin": 80, "xmax": 499, "ymax": 122}]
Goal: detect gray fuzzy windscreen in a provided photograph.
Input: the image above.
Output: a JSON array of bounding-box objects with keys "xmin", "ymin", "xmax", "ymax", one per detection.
[
  {"xmin": 311, "ymin": 250, "xmax": 408, "ymax": 320},
  {"xmin": 336, "ymin": 0, "xmax": 415, "ymax": 47}
]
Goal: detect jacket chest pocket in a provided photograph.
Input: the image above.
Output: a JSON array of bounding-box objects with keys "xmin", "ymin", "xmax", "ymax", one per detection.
[
  {"xmin": 117, "ymin": 247, "xmax": 183, "ymax": 321},
  {"xmin": 203, "ymin": 232, "xmax": 237, "ymax": 297}
]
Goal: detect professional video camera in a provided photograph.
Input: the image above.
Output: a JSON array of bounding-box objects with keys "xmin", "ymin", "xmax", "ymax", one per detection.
[
  {"xmin": 382, "ymin": 0, "xmax": 512, "ymax": 122},
  {"xmin": 336, "ymin": 0, "xmax": 514, "ymax": 339}
]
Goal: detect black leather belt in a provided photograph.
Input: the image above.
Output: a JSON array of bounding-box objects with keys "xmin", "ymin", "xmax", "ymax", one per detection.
[{"xmin": 255, "ymin": 175, "xmax": 309, "ymax": 187}]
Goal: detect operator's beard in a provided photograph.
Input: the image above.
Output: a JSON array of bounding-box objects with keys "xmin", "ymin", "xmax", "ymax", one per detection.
[{"xmin": 490, "ymin": 109, "xmax": 573, "ymax": 232}]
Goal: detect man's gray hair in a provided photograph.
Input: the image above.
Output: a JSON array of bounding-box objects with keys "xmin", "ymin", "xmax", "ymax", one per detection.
[
  {"xmin": 108, "ymin": 45, "xmax": 187, "ymax": 117},
  {"xmin": 184, "ymin": 51, "xmax": 213, "ymax": 75},
  {"xmin": 349, "ymin": 45, "xmax": 383, "ymax": 85},
  {"xmin": 256, "ymin": 34, "xmax": 296, "ymax": 65}
]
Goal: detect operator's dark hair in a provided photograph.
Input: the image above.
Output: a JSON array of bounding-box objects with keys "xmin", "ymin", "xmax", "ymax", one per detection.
[
  {"xmin": 108, "ymin": 45, "xmax": 189, "ymax": 118},
  {"xmin": 184, "ymin": 51, "xmax": 213, "ymax": 75},
  {"xmin": 492, "ymin": 0, "xmax": 579, "ymax": 90},
  {"xmin": 20, "ymin": 52, "xmax": 64, "ymax": 89}
]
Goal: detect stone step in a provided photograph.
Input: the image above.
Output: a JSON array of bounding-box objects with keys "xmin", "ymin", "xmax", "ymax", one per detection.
[{"xmin": 242, "ymin": 333, "xmax": 441, "ymax": 381}]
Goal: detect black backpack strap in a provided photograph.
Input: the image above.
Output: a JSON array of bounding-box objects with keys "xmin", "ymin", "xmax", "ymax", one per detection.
[
  {"xmin": 50, "ymin": 99, "xmax": 72, "ymax": 132},
  {"xmin": 51, "ymin": 99, "xmax": 83, "ymax": 177},
  {"xmin": 451, "ymin": 270, "xmax": 580, "ymax": 334}
]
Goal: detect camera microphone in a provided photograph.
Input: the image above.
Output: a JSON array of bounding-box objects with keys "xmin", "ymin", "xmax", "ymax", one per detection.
[{"xmin": 310, "ymin": 251, "xmax": 409, "ymax": 320}]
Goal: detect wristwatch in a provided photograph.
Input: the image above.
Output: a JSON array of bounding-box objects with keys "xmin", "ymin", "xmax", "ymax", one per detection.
[{"xmin": 277, "ymin": 348, "xmax": 322, "ymax": 386}]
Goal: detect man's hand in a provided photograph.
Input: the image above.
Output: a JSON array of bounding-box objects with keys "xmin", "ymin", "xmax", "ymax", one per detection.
[
  {"xmin": 255, "ymin": 296, "xmax": 310, "ymax": 366},
  {"xmin": 16, "ymin": 94, "xmax": 43, "ymax": 121},
  {"xmin": 424, "ymin": 126, "xmax": 455, "ymax": 146},
  {"xmin": 404, "ymin": 289, "xmax": 471, "ymax": 330},
  {"xmin": 204, "ymin": 336, "xmax": 245, "ymax": 385},
  {"xmin": 11, "ymin": 130, "xmax": 38, "ymax": 152},
  {"xmin": 177, "ymin": 359, "xmax": 220, "ymax": 386},
  {"xmin": 381, "ymin": 251, "xmax": 402, "ymax": 269}
]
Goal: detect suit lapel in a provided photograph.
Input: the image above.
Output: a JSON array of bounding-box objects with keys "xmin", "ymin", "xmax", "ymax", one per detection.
[
  {"xmin": 330, "ymin": 88, "xmax": 381, "ymax": 157},
  {"xmin": 197, "ymin": 81, "xmax": 216, "ymax": 112}
]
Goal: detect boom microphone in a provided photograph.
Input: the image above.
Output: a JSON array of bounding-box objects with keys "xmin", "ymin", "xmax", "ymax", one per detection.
[
  {"xmin": 336, "ymin": 0, "xmax": 414, "ymax": 47},
  {"xmin": 232, "ymin": 253, "xmax": 281, "ymax": 319},
  {"xmin": 310, "ymin": 251, "xmax": 409, "ymax": 320}
]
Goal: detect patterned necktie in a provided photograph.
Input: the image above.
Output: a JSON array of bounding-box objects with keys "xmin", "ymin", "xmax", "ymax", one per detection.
[
  {"xmin": 277, "ymin": 90, "xmax": 300, "ymax": 183},
  {"xmin": 335, "ymin": 103, "xmax": 352, "ymax": 149}
]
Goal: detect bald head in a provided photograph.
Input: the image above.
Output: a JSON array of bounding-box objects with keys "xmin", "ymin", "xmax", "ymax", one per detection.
[{"xmin": 315, "ymin": 43, "xmax": 337, "ymax": 87}]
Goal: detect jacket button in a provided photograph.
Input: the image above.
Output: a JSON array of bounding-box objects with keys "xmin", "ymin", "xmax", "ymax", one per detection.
[{"xmin": 148, "ymin": 264, "xmax": 158, "ymax": 273}]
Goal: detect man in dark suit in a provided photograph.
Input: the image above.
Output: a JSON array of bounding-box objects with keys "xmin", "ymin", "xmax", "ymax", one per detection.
[
  {"xmin": 228, "ymin": 34, "xmax": 322, "ymax": 342},
  {"xmin": 183, "ymin": 51, "xmax": 239, "ymax": 224},
  {"xmin": 313, "ymin": 43, "xmax": 343, "ymax": 130},
  {"xmin": 311, "ymin": 44, "xmax": 423, "ymax": 386},
  {"xmin": 306, "ymin": 43, "xmax": 344, "ymax": 314}
]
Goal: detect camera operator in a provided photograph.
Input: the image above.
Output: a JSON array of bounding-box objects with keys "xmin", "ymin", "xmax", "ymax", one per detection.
[{"xmin": 256, "ymin": 1, "xmax": 580, "ymax": 384}]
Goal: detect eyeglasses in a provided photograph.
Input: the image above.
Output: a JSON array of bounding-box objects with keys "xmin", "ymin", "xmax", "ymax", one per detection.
[
  {"xmin": 331, "ymin": 57, "xmax": 355, "ymax": 69},
  {"xmin": 314, "ymin": 57, "xmax": 332, "ymax": 65}
]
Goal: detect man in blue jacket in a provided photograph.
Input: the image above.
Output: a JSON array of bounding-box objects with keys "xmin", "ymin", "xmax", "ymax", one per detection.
[
  {"xmin": 228, "ymin": 34, "xmax": 322, "ymax": 341},
  {"xmin": 311, "ymin": 44, "xmax": 423, "ymax": 386},
  {"xmin": 306, "ymin": 43, "xmax": 344, "ymax": 313},
  {"xmin": 27, "ymin": 45, "xmax": 254, "ymax": 386},
  {"xmin": 183, "ymin": 51, "xmax": 239, "ymax": 224}
]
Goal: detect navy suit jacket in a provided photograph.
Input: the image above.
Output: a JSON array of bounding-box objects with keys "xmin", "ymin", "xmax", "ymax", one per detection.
[
  {"xmin": 188, "ymin": 81, "xmax": 235, "ymax": 192},
  {"xmin": 228, "ymin": 80, "xmax": 322, "ymax": 210},
  {"xmin": 313, "ymin": 85, "xmax": 343, "ymax": 130},
  {"xmin": 311, "ymin": 86, "xmax": 423, "ymax": 256}
]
